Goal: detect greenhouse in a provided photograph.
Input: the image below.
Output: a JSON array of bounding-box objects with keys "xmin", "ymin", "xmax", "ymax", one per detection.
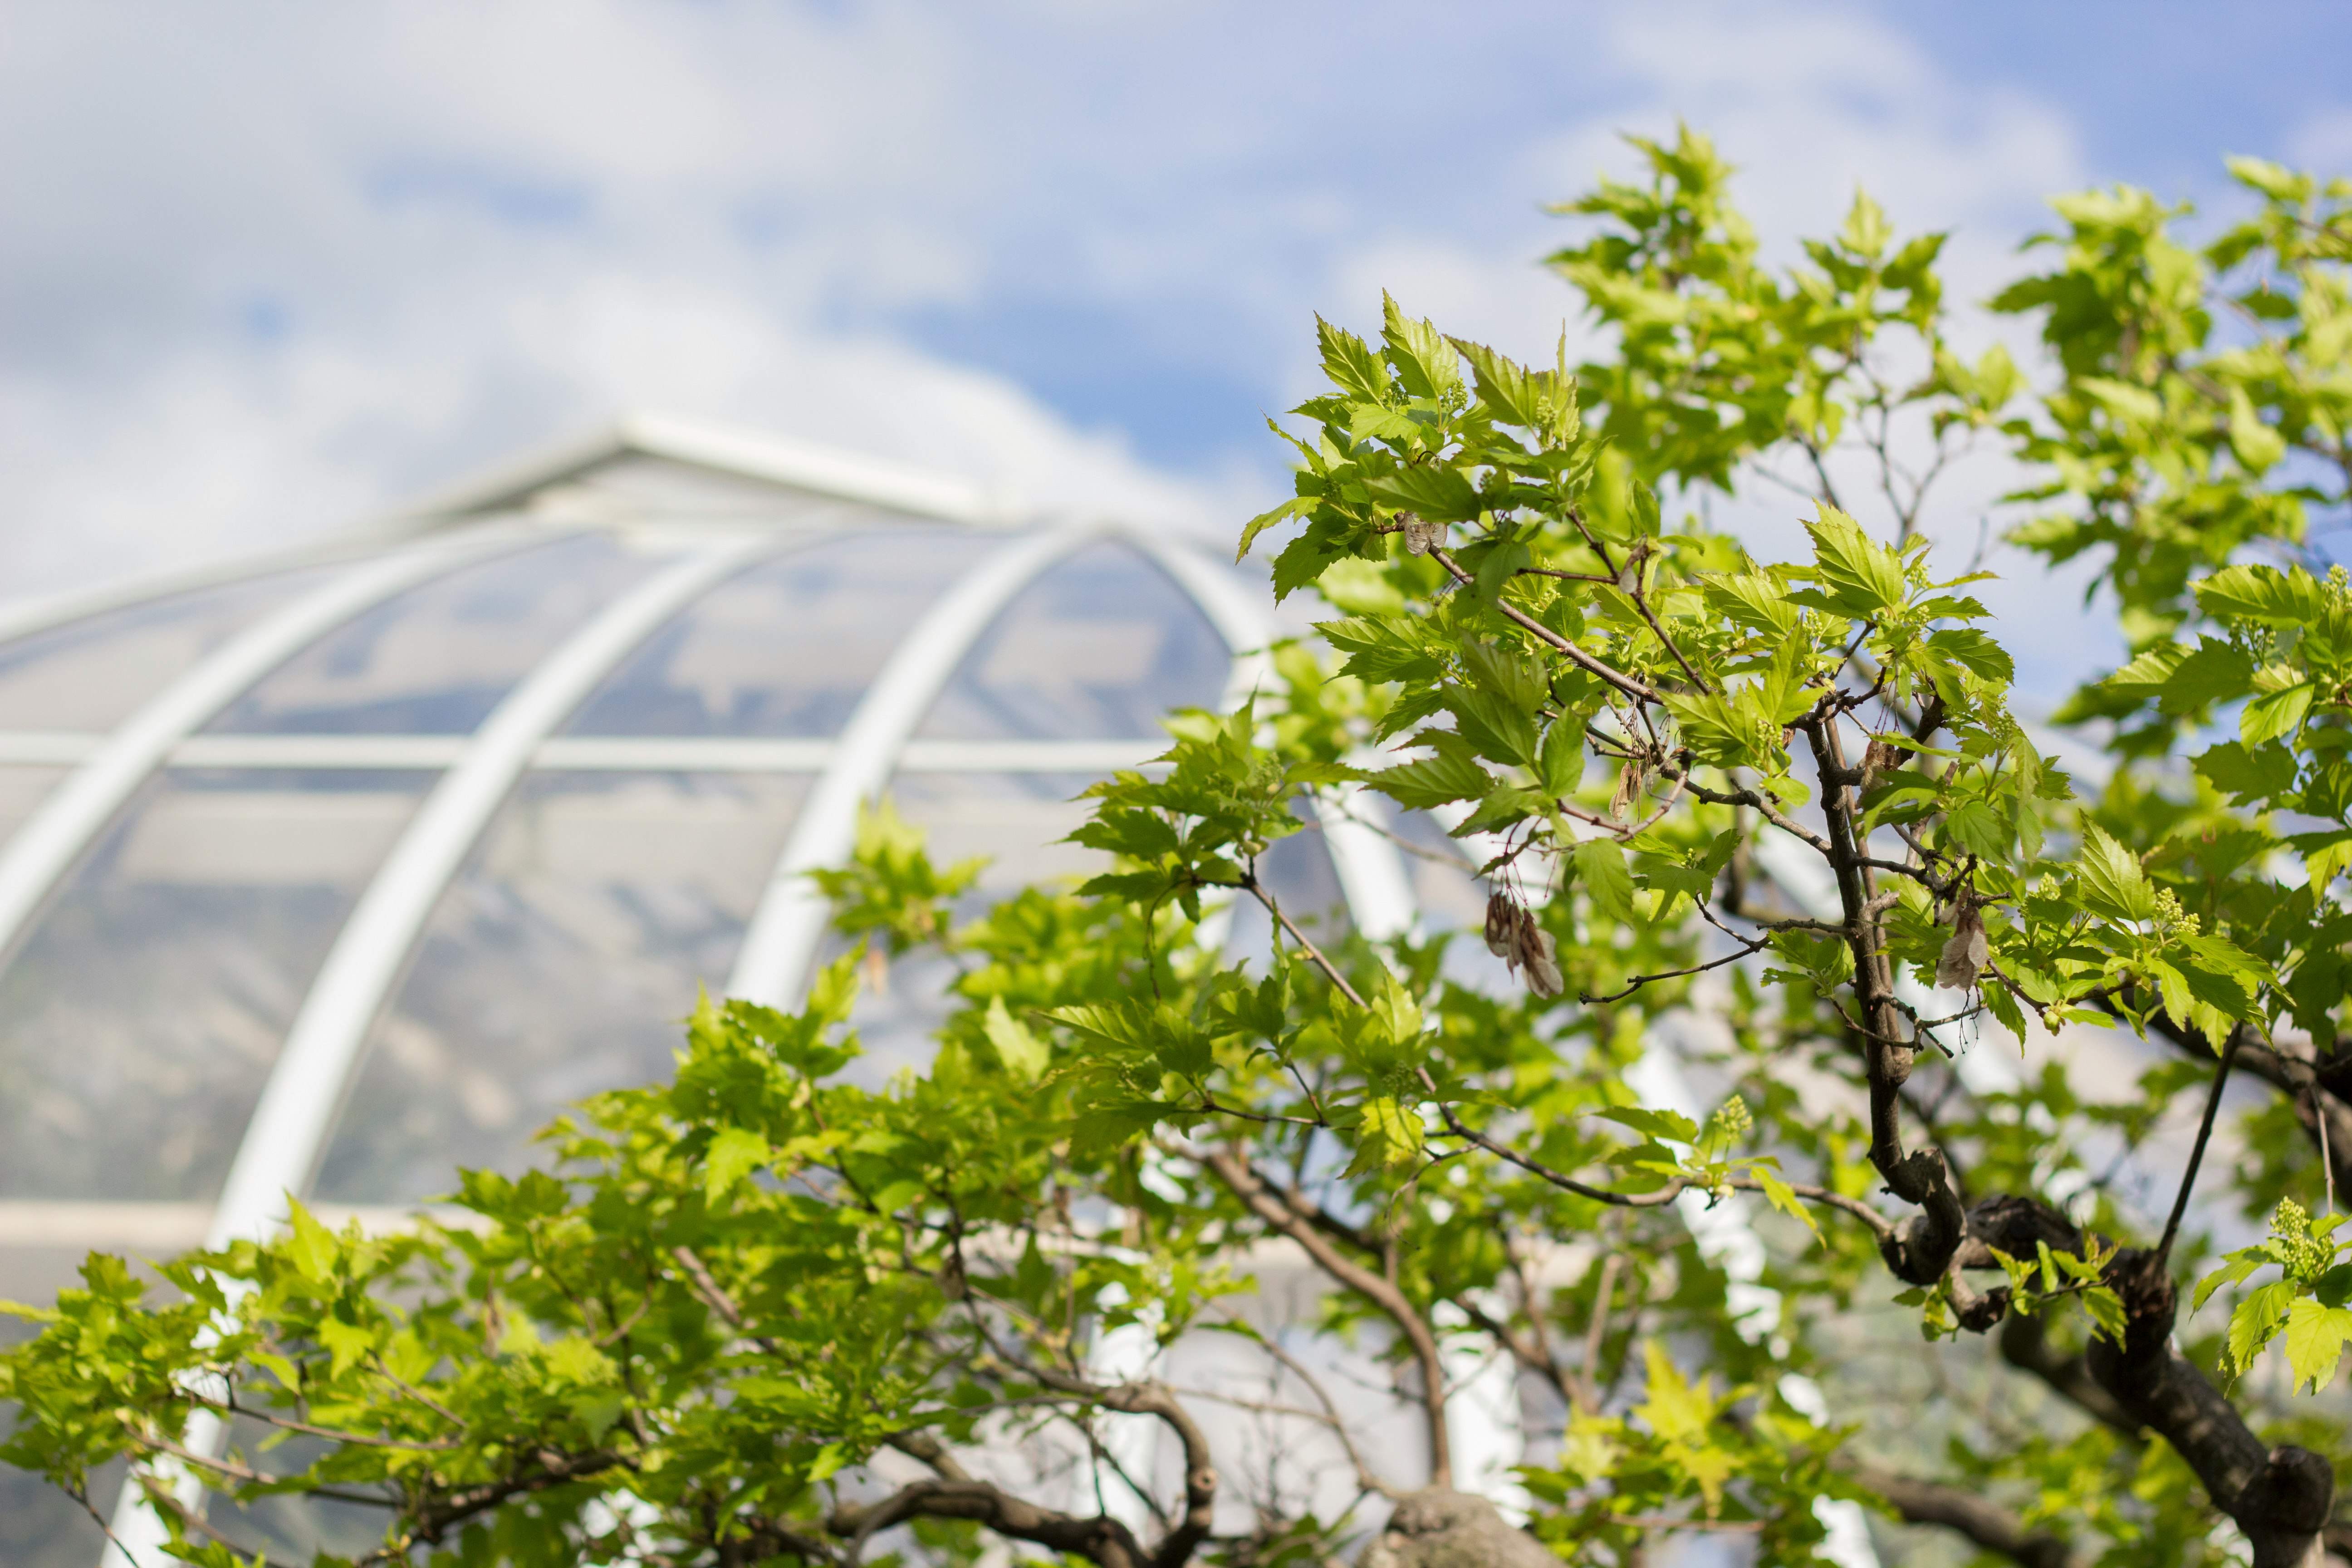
[{"xmin": 1, "ymin": 414, "xmax": 1490, "ymax": 1565}]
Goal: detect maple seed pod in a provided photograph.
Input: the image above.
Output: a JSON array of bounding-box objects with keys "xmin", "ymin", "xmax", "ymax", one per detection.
[
  {"xmin": 1518, "ymin": 909, "xmax": 1565, "ymax": 998},
  {"xmin": 1486, "ymin": 891, "xmax": 1563, "ymax": 997},
  {"xmin": 1937, "ymin": 902, "xmax": 1989, "ymax": 991},
  {"xmin": 1609, "ymin": 758, "xmax": 1645, "ymax": 820},
  {"xmin": 1483, "ymin": 890, "xmax": 1517, "ymax": 959}
]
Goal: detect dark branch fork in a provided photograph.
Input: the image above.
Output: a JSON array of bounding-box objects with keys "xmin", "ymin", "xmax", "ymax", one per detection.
[{"xmin": 1330, "ymin": 548, "xmax": 2338, "ymax": 1561}]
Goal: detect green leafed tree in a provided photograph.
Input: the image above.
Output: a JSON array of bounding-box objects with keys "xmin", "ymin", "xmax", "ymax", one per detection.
[{"xmin": 10, "ymin": 129, "xmax": 2352, "ymax": 1568}]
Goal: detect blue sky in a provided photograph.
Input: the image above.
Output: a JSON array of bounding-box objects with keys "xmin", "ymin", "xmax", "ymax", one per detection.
[{"xmin": 1, "ymin": 0, "xmax": 2347, "ymax": 695}]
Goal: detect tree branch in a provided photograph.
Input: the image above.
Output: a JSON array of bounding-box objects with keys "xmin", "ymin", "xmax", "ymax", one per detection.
[
  {"xmin": 1429, "ymin": 546, "xmax": 1661, "ymax": 704},
  {"xmin": 829, "ymin": 1479, "xmax": 1150, "ymax": 1568},
  {"xmin": 2088, "ymin": 1248, "xmax": 2334, "ymax": 1568},
  {"xmin": 1852, "ymin": 1465, "xmax": 2078, "ymax": 1568},
  {"xmin": 1198, "ymin": 1148, "xmax": 1453, "ymax": 1489}
]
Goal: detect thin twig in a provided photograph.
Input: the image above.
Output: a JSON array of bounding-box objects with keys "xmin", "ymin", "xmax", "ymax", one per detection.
[
  {"xmin": 1243, "ymin": 876, "xmax": 1367, "ymax": 1009},
  {"xmin": 2159, "ymin": 1025, "xmax": 2242, "ymax": 1263},
  {"xmin": 1428, "ymin": 547, "xmax": 1660, "ymax": 704},
  {"xmin": 1579, "ymin": 1253, "xmax": 1622, "ymax": 1416},
  {"xmin": 2320, "ymin": 1078, "xmax": 2338, "ymax": 1217},
  {"xmin": 1580, "ymin": 936, "xmax": 1769, "ymax": 1004}
]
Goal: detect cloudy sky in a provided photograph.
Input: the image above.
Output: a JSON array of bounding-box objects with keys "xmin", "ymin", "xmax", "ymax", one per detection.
[{"xmin": 4, "ymin": 0, "xmax": 2348, "ymax": 697}]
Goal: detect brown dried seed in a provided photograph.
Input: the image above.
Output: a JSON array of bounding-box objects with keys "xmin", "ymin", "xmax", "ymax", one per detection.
[
  {"xmin": 1484, "ymin": 890, "xmax": 1517, "ymax": 959},
  {"xmin": 1609, "ymin": 758, "xmax": 1645, "ymax": 820},
  {"xmin": 1936, "ymin": 904, "xmax": 1989, "ymax": 991}
]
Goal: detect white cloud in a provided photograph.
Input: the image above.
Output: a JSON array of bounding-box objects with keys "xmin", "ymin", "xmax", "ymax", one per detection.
[{"xmin": 0, "ymin": 0, "xmax": 2114, "ymax": 704}]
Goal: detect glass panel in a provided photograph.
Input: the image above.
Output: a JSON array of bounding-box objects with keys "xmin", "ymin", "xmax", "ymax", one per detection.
[
  {"xmin": 207, "ymin": 534, "xmax": 658, "ymax": 735},
  {"xmin": 0, "ymin": 767, "xmax": 66, "ymax": 846},
  {"xmin": 831, "ymin": 772, "xmax": 1107, "ymax": 1084},
  {"xmin": 0, "ymin": 567, "xmax": 334, "ymax": 732},
  {"xmin": 314, "ymin": 771, "xmax": 808, "ymax": 1202},
  {"xmin": 564, "ymin": 525, "xmax": 998, "ymax": 736},
  {"xmin": 0, "ymin": 769, "xmax": 435, "ymax": 1201},
  {"xmin": 0, "ymin": 1450, "xmax": 119, "ymax": 1568},
  {"xmin": 1212, "ymin": 797, "xmax": 1353, "ymax": 975},
  {"xmin": 915, "ymin": 542, "xmax": 1230, "ymax": 740}
]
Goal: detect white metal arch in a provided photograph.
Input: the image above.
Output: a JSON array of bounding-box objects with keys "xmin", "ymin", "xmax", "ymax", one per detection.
[
  {"xmin": 1120, "ymin": 528, "xmax": 1422, "ymax": 943},
  {"xmin": 0, "ymin": 532, "xmax": 534, "ymax": 972},
  {"xmin": 725, "ymin": 527, "xmax": 1097, "ymax": 1006},
  {"xmin": 102, "ymin": 532, "xmax": 788, "ymax": 1565},
  {"xmin": 207, "ymin": 534, "xmax": 783, "ymax": 1249}
]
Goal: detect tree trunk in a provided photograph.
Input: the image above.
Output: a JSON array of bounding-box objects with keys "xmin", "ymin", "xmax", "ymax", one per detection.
[{"xmin": 1355, "ymin": 1490, "xmax": 1557, "ymax": 1568}]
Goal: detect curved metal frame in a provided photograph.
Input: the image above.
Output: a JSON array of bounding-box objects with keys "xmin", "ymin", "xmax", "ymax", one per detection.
[
  {"xmin": 206, "ymin": 534, "xmax": 781, "ymax": 1249},
  {"xmin": 725, "ymin": 528, "xmax": 1095, "ymax": 1006},
  {"xmin": 101, "ymin": 533, "xmax": 785, "ymax": 1568},
  {"xmin": 0, "ymin": 533, "xmax": 525, "ymax": 974},
  {"xmin": 64, "ymin": 512, "xmax": 1883, "ymax": 1552}
]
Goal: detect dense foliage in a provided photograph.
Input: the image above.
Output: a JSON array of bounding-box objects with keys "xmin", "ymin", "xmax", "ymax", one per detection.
[{"xmin": 8, "ymin": 132, "xmax": 2352, "ymax": 1568}]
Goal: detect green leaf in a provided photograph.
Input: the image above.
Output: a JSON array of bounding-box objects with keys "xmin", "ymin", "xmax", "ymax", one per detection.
[
  {"xmin": 2077, "ymin": 823, "xmax": 2156, "ymax": 923},
  {"xmin": 1572, "ymin": 838, "xmax": 1636, "ymax": 924},
  {"xmin": 1364, "ymin": 464, "xmax": 1483, "ymax": 522},
  {"xmin": 1343, "ymin": 1097, "xmax": 1426, "ymax": 1177},
  {"xmin": 1070, "ymin": 1099, "xmax": 1170, "ymax": 1156},
  {"xmin": 2198, "ymin": 564, "xmax": 2328, "ymax": 627},
  {"xmin": 1367, "ymin": 745, "xmax": 1494, "ymax": 810},
  {"xmin": 2229, "ymin": 1279, "xmax": 2298, "ymax": 1373},
  {"xmin": 705, "ymin": 1127, "xmax": 770, "ymax": 1203},
  {"xmin": 1473, "ymin": 538, "xmax": 1531, "ymax": 602},
  {"xmin": 1595, "ymin": 1106, "xmax": 1701, "ymax": 1146},
  {"xmin": 981, "ymin": 997, "xmax": 1048, "ymax": 1083},
  {"xmin": 2242, "ymin": 682, "xmax": 2314, "ymax": 746},
  {"xmin": 1924, "ymin": 627, "xmax": 2014, "ymax": 684},
  {"xmin": 317, "ymin": 1315, "xmax": 375, "ymax": 1377},
  {"xmin": 1803, "ymin": 502, "xmax": 1909, "ymax": 617},
  {"xmin": 284, "ymin": 1198, "xmax": 338, "ymax": 1286},
  {"xmin": 2195, "ymin": 1252, "xmax": 2266, "ymax": 1313},
  {"xmin": 1315, "ymin": 316, "xmax": 1388, "ymax": 402},
  {"xmin": 2080, "ymin": 1285, "xmax": 2129, "ymax": 1343},
  {"xmin": 2195, "ymin": 740, "xmax": 2297, "ymax": 801},
  {"xmin": 1365, "ymin": 965, "xmax": 1425, "ymax": 1054},
  {"xmin": 1380, "ymin": 293, "xmax": 1461, "ymax": 399},
  {"xmin": 1945, "ymin": 798, "xmax": 2009, "ymax": 861},
  {"xmin": 1753, "ymin": 1168, "xmax": 1822, "ymax": 1248},
  {"xmin": 2283, "ymin": 1298, "xmax": 2352, "ymax": 1393},
  {"xmin": 1700, "ymin": 571, "xmax": 1802, "ymax": 638},
  {"xmin": 2229, "ymin": 386, "xmax": 2287, "ymax": 473},
  {"xmin": 1237, "ymin": 496, "xmax": 1302, "ymax": 563}
]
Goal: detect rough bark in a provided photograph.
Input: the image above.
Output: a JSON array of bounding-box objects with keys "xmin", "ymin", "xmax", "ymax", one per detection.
[
  {"xmin": 1998, "ymin": 1311, "xmax": 2140, "ymax": 1438},
  {"xmin": 1355, "ymin": 1489, "xmax": 1557, "ymax": 1568},
  {"xmin": 830, "ymin": 1479, "xmax": 1150, "ymax": 1568},
  {"xmin": 2085, "ymin": 1249, "xmax": 2333, "ymax": 1568},
  {"xmin": 1804, "ymin": 716, "xmax": 1969, "ymax": 1289}
]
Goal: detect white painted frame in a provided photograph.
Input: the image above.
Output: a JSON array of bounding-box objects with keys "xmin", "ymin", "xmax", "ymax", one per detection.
[
  {"xmin": 0, "ymin": 533, "xmax": 526, "ymax": 971},
  {"xmin": 725, "ymin": 528, "xmax": 1096, "ymax": 1005},
  {"xmin": 100, "ymin": 534, "xmax": 782, "ymax": 1565}
]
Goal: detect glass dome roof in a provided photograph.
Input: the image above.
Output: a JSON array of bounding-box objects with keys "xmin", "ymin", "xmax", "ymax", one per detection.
[{"xmin": 0, "ymin": 415, "xmax": 1459, "ymax": 1565}]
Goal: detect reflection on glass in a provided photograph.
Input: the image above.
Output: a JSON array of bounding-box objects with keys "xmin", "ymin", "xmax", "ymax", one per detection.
[
  {"xmin": 0, "ymin": 769, "xmax": 434, "ymax": 1201},
  {"xmin": 916, "ymin": 542, "xmax": 1228, "ymax": 740},
  {"xmin": 565, "ymin": 526, "xmax": 995, "ymax": 736},
  {"xmin": 315, "ymin": 771, "xmax": 808, "ymax": 1202},
  {"xmin": 0, "ymin": 568, "xmax": 333, "ymax": 733},
  {"xmin": 207, "ymin": 535, "xmax": 657, "ymax": 735}
]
